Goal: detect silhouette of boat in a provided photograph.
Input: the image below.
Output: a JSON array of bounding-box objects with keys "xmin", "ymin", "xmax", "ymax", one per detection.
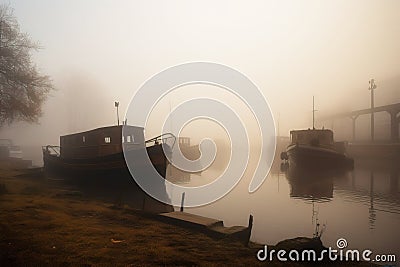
[
  {"xmin": 281, "ymin": 97, "xmax": 353, "ymax": 169},
  {"xmin": 282, "ymin": 129, "xmax": 353, "ymax": 169},
  {"xmin": 0, "ymin": 139, "xmax": 32, "ymax": 168},
  {"xmin": 0, "ymin": 139, "xmax": 23, "ymax": 159},
  {"xmin": 42, "ymin": 125, "xmax": 175, "ymax": 178}
]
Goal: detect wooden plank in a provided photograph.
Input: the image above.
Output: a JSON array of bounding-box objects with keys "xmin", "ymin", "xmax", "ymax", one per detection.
[
  {"xmin": 158, "ymin": 212, "xmax": 253, "ymax": 246},
  {"xmin": 211, "ymin": 225, "xmax": 247, "ymax": 234},
  {"xmin": 159, "ymin": 211, "xmax": 223, "ymax": 228}
]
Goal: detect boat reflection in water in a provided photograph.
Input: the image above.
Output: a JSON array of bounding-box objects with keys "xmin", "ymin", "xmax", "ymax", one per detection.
[
  {"xmin": 281, "ymin": 163, "xmax": 350, "ymax": 202},
  {"xmin": 281, "ymin": 163, "xmax": 353, "ymax": 239}
]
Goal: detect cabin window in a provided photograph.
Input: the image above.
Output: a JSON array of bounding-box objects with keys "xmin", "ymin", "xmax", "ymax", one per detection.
[
  {"xmin": 122, "ymin": 136, "xmax": 125, "ymax": 143},
  {"xmin": 82, "ymin": 136, "xmax": 86, "ymax": 143},
  {"xmin": 125, "ymin": 135, "xmax": 135, "ymax": 143},
  {"xmin": 104, "ymin": 137, "xmax": 111, "ymax": 143}
]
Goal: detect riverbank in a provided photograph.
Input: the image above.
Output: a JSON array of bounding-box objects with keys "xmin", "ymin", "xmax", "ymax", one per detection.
[{"xmin": 0, "ymin": 160, "xmax": 375, "ymax": 266}]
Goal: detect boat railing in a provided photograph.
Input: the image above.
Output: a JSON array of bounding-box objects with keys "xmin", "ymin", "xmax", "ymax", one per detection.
[
  {"xmin": 145, "ymin": 133, "xmax": 176, "ymax": 148},
  {"xmin": 42, "ymin": 145, "xmax": 61, "ymax": 156}
]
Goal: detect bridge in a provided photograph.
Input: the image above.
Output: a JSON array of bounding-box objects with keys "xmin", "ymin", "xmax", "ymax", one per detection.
[{"xmin": 321, "ymin": 102, "xmax": 400, "ymax": 142}]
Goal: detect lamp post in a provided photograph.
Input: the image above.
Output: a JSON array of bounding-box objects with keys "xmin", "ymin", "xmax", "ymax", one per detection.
[
  {"xmin": 312, "ymin": 96, "xmax": 318, "ymax": 130},
  {"xmin": 115, "ymin": 101, "xmax": 120, "ymax": 126},
  {"xmin": 368, "ymin": 79, "xmax": 377, "ymax": 142},
  {"xmin": 0, "ymin": 20, "xmax": 2, "ymax": 50},
  {"xmin": 312, "ymin": 96, "xmax": 315, "ymax": 129}
]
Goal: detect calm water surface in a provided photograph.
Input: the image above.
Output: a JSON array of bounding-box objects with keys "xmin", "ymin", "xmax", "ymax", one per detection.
[{"xmin": 174, "ymin": 157, "xmax": 400, "ymax": 261}]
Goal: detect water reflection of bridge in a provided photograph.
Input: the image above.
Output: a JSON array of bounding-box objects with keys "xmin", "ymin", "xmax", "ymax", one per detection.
[
  {"xmin": 332, "ymin": 159, "xmax": 399, "ymax": 229},
  {"xmin": 321, "ymin": 102, "xmax": 400, "ymax": 142},
  {"xmin": 282, "ymin": 158, "xmax": 400, "ymax": 229}
]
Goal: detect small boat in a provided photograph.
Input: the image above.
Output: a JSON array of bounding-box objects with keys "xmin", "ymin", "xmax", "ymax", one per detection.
[
  {"xmin": 177, "ymin": 137, "xmax": 201, "ymax": 161},
  {"xmin": 0, "ymin": 139, "xmax": 23, "ymax": 159},
  {"xmin": 281, "ymin": 97, "xmax": 353, "ymax": 169},
  {"xmin": 282, "ymin": 129, "xmax": 354, "ymax": 169},
  {"xmin": 42, "ymin": 125, "xmax": 175, "ymax": 178}
]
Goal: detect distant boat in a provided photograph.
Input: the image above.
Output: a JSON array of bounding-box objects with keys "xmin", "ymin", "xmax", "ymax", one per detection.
[
  {"xmin": 42, "ymin": 125, "xmax": 175, "ymax": 178},
  {"xmin": 0, "ymin": 139, "xmax": 23, "ymax": 159},
  {"xmin": 282, "ymin": 128, "xmax": 353, "ymax": 169},
  {"xmin": 281, "ymin": 97, "xmax": 353, "ymax": 169},
  {"xmin": 177, "ymin": 137, "xmax": 201, "ymax": 162}
]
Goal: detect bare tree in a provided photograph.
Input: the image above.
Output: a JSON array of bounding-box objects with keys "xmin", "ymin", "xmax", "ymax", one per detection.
[{"xmin": 0, "ymin": 4, "xmax": 53, "ymax": 126}]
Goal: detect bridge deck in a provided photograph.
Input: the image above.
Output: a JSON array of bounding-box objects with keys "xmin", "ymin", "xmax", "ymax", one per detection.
[{"xmin": 322, "ymin": 103, "xmax": 400, "ymax": 120}]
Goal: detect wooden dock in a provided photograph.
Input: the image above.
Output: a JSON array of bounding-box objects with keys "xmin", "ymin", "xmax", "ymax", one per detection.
[{"xmin": 158, "ymin": 211, "xmax": 253, "ymax": 246}]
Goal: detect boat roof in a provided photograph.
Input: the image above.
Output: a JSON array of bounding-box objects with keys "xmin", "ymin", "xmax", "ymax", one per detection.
[
  {"xmin": 61, "ymin": 125, "xmax": 144, "ymax": 138},
  {"xmin": 290, "ymin": 129, "xmax": 333, "ymax": 134},
  {"xmin": 0, "ymin": 139, "xmax": 13, "ymax": 146}
]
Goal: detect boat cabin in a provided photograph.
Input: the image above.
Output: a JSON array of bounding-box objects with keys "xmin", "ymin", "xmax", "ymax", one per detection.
[
  {"xmin": 60, "ymin": 125, "xmax": 145, "ymax": 159},
  {"xmin": 290, "ymin": 129, "xmax": 334, "ymax": 148},
  {"xmin": 0, "ymin": 139, "xmax": 22, "ymax": 159}
]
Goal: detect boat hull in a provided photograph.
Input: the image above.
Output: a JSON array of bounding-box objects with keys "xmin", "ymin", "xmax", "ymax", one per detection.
[
  {"xmin": 286, "ymin": 144, "xmax": 353, "ymax": 169},
  {"xmin": 43, "ymin": 144, "xmax": 170, "ymax": 178}
]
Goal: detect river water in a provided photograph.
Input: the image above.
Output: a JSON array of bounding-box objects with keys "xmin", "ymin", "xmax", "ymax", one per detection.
[{"xmin": 174, "ymin": 156, "xmax": 400, "ymax": 262}]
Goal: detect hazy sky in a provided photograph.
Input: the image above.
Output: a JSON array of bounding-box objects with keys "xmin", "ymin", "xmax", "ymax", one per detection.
[{"xmin": 1, "ymin": 0, "xmax": 400, "ymax": 145}]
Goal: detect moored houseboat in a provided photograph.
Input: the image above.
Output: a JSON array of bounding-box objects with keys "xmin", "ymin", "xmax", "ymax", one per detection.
[
  {"xmin": 0, "ymin": 139, "xmax": 23, "ymax": 159},
  {"xmin": 42, "ymin": 125, "xmax": 175, "ymax": 178}
]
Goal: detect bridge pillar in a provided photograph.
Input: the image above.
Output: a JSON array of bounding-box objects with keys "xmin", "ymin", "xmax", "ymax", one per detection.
[
  {"xmin": 389, "ymin": 111, "xmax": 399, "ymax": 142},
  {"xmin": 351, "ymin": 115, "xmax": 358, "ymax": 141},
  {"xmin": 390, "ymin": 169, "xmax": 398, "ymax": 194}
]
